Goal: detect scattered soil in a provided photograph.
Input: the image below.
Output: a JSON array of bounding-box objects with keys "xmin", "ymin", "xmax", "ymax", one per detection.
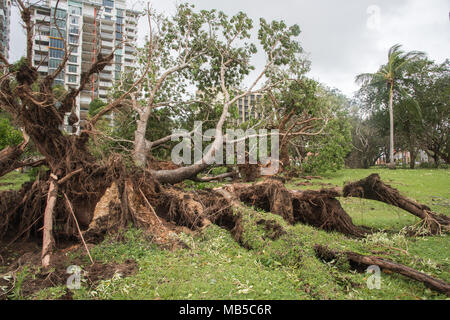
[
  {"xmin": 147, "ymin": 159, "xmax": 180, "ymax": 171},
  {"xmin": 0, "ymin": 240, "xmax": 137, "ymax": 300},
  {"xmin": 238, "ymin": 163, "xmax": 260, "ymax": 182},
  {"xmin": 256, "ymin": 219, "xmax": 287, "ymax": 240}
]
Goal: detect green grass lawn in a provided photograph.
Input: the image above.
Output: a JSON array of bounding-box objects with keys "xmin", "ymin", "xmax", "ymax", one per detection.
[
  {"xmin": 286, "ymin": 168, "xmax": 450, "ymax": 231},
  {"xmin": 0, "ymin": 171, "xmax": 33, "ymax": 191},
  {"xmin": 5, "ymin": 168, "xmax": 450, "ymax": 300}
]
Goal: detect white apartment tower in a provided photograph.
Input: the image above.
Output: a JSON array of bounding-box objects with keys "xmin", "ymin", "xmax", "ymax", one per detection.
[
  {"xmin": 236, "ymin": 93, "xmax": 263, "ymax": 124},
  {"xmin": 30, "ymin": 0, "xmax": 139, "ymax": 129},
  {"xmin": 0, "ymin": 0, "xmax": 11, "ymax": 60}
]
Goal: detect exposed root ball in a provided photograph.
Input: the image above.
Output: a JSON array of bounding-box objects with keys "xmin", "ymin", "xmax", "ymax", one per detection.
[
  {"xmin": 234, "ymin": 180, "xmax": 295, "ymax": 224},
  {"xmin": 194, "ymin": 189, "xmax": 245, "ymax": 245},
  {"xmin": 343, "ymin": 174, "xmax": 450, "ymax": 234},
  {"xmin": 292, "ymin": 189, "xmax": 366, "ymax": 238},
  {"xmin": 156, "ymin": 188, "xmax": 206, "ymax": 229},
  {"xmin": 238, "ymin": 163, "xmax": 260, "ymax": 182},
  {"xmin": 0, "ymin": 180, "xmax": 50, "ymax": 240},
  {"xmin": 234, "ymin": 180, "xmax": 365, "ymax": 237}
]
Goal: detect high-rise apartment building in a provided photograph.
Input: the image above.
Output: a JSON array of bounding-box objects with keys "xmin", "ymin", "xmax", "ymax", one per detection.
[
  {"xmin": 0, "ymin": 0, "xmax": 11, "ymax": 61},
  {"xmin": 236, "ymin": 93, "xmax": 263, "ymax": 124},
  {"xmin": 30, "ymin": 0, "xmax": 139, "ymax": 130}
]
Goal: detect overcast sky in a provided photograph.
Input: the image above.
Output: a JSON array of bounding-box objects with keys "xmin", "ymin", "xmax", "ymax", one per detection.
[{"xmin": 9, "ymin": 0, "xmax": 450, "ymax": 97}]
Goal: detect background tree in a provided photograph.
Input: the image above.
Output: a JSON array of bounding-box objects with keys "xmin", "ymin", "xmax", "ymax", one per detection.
[{"xmin": 356, "ymin": 44, "xmax": 425, "ymax": 169}]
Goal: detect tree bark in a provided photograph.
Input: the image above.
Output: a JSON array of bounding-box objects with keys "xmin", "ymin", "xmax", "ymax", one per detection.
[
  {"xmin": 280, "ymin": 143, "xmax": 291, "ymax": 169},
  {"xmin": 41, "ymin": 178, "xmax": 58, "ymax": 268},
  {"xmin": 409, "ymin": 149, "xmax": 416, "ymax": 169},
  {"xmin": 133, "ymin": 118, "xmax": 150, "ymax": 168},
  {"xmin": 314, "ymin": 245, "xmax": 450, "ymax": 296},
  {"xmin": 388, "ymin": 81, "xmax": 395, "ymax": 169}
]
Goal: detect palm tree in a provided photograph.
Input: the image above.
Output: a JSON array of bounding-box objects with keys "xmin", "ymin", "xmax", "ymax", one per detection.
[{"xmin": 356, "ymin": 44, "xmax": 425, "ymax": 169}]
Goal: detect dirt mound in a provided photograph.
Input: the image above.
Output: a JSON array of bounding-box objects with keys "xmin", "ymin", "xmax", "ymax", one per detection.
[
  {"xmin": 0, "ymin": 242, "xmax": 137, "ymax": 300},
  {"xmin": 292, "ymin": 189, "xmax": 366, "ymax": 238},
  {"xmin": 256, "ymin": 219, "xmax": 287, "ymax": 240}
]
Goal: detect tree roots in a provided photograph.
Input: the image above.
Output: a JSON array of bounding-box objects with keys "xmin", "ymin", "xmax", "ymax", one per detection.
[{"xmin": 343, "ymin": 174, "xmax": 450, "ymax": 235}]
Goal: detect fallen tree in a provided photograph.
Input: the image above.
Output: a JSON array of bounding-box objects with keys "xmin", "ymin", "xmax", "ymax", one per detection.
[
  {"xmin": 231, "ymin": 179, "xmax": 367, "ymax": 237},
  {"xmin": 343, "ymin": 174, "xmax": 450, "ymax": 234},
  {"xmin": 314, "ymin": 244, "xmax": 450, "ymax": 296},
  {"xmin": 0, "ymin": 2, "xmax": 447, "ymax": 276}
]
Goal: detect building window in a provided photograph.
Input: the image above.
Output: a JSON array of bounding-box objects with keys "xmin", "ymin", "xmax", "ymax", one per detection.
[
  {"xmin": 69, "ymin": 6, "xmax": 81, "ymax": 16},
  {"xmin": 50, "ymin": 37, "xmax": 64, "ymax": 49},
  {"xmin": 53, "ymin": 20, "xmax": 66, "ymax": 30},
  {"xmin": 69, "ymin": 35, "xmax": 79, "ymax": 44},
  {"xmin": 104, "ymin": 15, "xmax": 112, "ymax": 20},
  {"xmin": 103, "ymin": 0, "xmax": 114, "ymax": 8},
  {"xmin": 50, "ymin": 48, "xmax": 64, "ymax": 58},
  {"xmin": 68, "ymin": 75, "xmax": 77, "ymax": 83},
  {"xmin": 50, "ymin": 28, "xmax": 66, "ymax": 38},
  {"xmin": 69, "ymin": 26, "xmax": 79, "ymax": 35},
  {"xmin": 52, "ymin": 8, "xmax": 67, "ymax": 20},
  {"xmin": 49, "ymin": 59, "xmax": 61, "ymax": 68},
  {"xmin": 69, "ymin": 55, "xmax": 77, "ymax": 63},
  {"xmin": 68, "ymin": 64, "xmax": 77, "ymax": 73},
  {"xmin": 105, "ymin": 8, "xmax": 112, "ymax": 13},
  {"xmin": 115, "ymin": 55, "xmax": 122, "ymax": 63},
  {"xmin": 70, "ymin": 16, "xmax": 79, "ymax": 24},
  {"xmin": 51, "ymin": 70, "xmax": 64, "ymax": 80}
]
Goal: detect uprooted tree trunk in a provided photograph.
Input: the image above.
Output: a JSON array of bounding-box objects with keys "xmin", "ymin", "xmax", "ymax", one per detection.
[
  {"xmin": 314, "ymin": 244, "xmax": 450, "ymax": 296},
  {"xmin": 41, "ymin": 178, "xmax": 58, "ymax": 268},
  {"xmin": 232, "ymin": 179, "xmax": 367, "ymax": 237},
  {"xmin": 343, "ymin": 174, "xmax": 450, "ymax": 234}
]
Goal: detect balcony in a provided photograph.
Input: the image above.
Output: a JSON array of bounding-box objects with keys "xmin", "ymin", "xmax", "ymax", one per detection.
[
  {"xmin": 101, "ymin": 33, "xmax": 114, "ymax": 41},
  {"xmin": 100, "ymin": 24, "xmax": 114, "ymax": 33},
  {"xmin": 124, "ymin": 46, "xmax": 135, "ymax": 54},
  {"xmin": 101, "ymin": 40, "xmax": 113, "ymax": 49},
  {"xmin": 99, "ymin": 73, "xmax": 112, "ymax": 81},
  {"xmin": 80, "ymin": 96, "xmax": 92, "ymax": 105},
  {"xmin": 99, "ymin": 81, "xmax": 112, "ymax": 88}
]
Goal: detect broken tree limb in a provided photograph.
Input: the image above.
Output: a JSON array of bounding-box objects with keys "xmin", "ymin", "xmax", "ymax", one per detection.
[
  {"xmin": 314, "ymin": 244, "xmax": 450, "ymax": 296},
  {"xmin": 63, "ymin": 192, "xmax": 94, "ymax": 265},
  {"xmin": 343, "ymin": 174, "xmax": 450, "ymax": 234},
  {"xmin": 0, "ymin": 141, "xmax": 28, "ymax": 178},
  {"xmin": 41, "ymin": 178, "xmax": 58, "ymax": 268},
  {"xmin": 194, "ymin": 172, "xmax": 235, "ymax": 182},
  {"xmin": 57, "ymin": 168, "xmax": 83, "ymax": 185}
]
